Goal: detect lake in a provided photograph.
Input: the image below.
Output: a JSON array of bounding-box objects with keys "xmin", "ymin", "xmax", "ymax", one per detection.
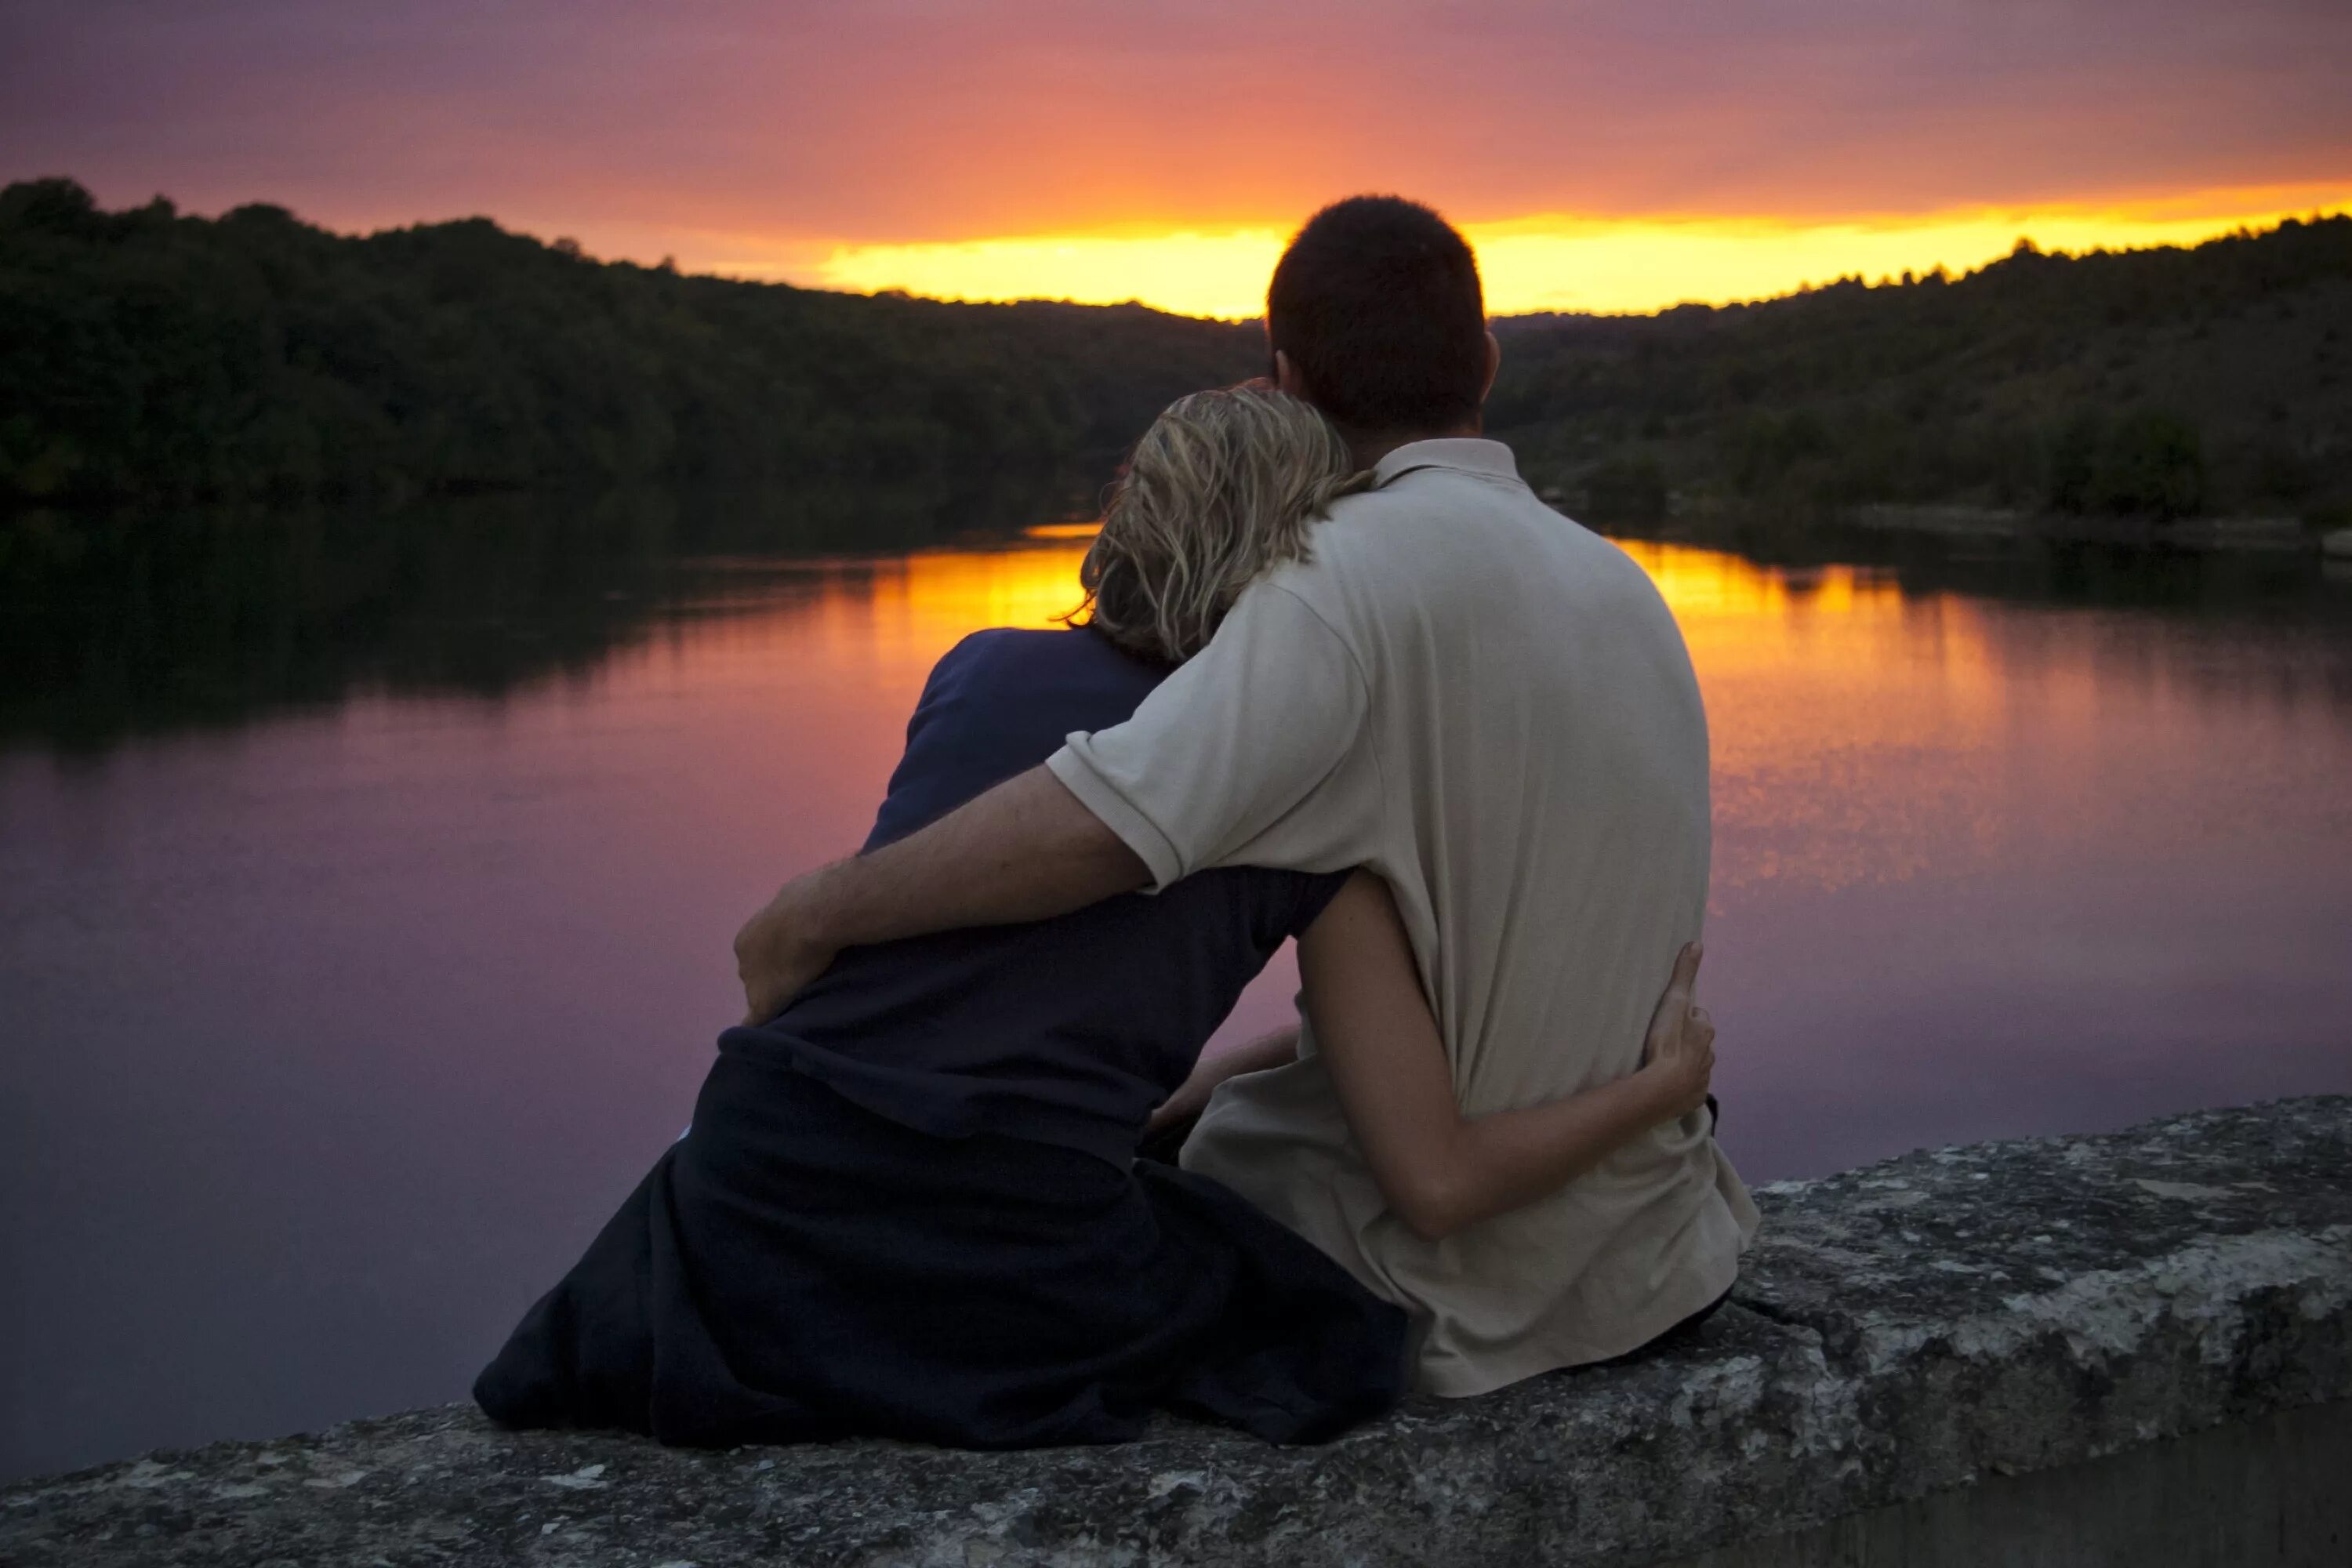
[{"xmin": 4, "ymin": 491, "xmax": 2350, "ymax": 1482}]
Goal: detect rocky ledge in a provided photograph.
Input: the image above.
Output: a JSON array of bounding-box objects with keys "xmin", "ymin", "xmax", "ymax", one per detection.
[{"xmin": 5, "ymin": 1097, "xmax": 2348, "ymax": 1567}]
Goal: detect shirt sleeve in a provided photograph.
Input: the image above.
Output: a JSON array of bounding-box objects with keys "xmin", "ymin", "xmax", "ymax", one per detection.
[{"xmin": 1045, "ymin": 583, "xmax": 1375, "ymax": 889}]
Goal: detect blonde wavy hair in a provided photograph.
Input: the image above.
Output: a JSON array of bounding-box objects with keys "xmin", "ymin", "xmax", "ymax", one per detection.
[{"xmin": 1068, "ymin": 382, "xmax": 1371, "ymax": 664}]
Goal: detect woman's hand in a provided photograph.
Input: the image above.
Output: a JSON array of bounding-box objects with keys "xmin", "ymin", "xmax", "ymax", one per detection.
[
  {"xmin": 1301, "ymin": 879, "xmax": 1722, "ymax": 1241},
  {"xmin": 1145, "ymin": 1026, "xmax": 1300, "ymax": 1136},
  {"xmin": 1144, "ymin": 1069, "xmax": 1218, "ymax": 1138},
  {"xmin": 1637, "ymin": 942, "xmax": 1715, "ymax": 1120}
]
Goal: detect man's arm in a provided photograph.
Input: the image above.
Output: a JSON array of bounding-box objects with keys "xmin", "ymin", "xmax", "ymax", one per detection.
[
  {"xmin": 735, "ymin": 765, "xmax": 1146, "ymax": 1022},
  {"xmin": 739, "ymin": 579, "xmax": 1369, "ymax": 1022}
]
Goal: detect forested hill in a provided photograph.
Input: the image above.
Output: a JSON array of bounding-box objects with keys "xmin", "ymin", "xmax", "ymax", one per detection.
[
  {"xmin": 1486, "ymin": 216, "xmax": 2352, "ymax": 529},
  {"xmin": 0, "ymin": 178, "xmax": 1261, "ymax": 504},
  {"xmin": 4, "ymin": 176, "xmax": 2348, "ymax": 528}
]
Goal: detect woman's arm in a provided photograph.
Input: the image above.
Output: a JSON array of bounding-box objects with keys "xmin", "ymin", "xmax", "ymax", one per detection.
[{"xmin": 1298, "ymin": 871, "xmax": 1713, "ymax": 1243}]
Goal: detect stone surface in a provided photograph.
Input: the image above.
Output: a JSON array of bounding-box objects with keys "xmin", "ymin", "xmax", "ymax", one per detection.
[
  {"xmin": 5, "ymin": 1097, "xmax": 2348, "ymax": 1567},
  {"xmin": 1673, "ymin": 1400, "xmax": 2352, "ymax": 1568}
]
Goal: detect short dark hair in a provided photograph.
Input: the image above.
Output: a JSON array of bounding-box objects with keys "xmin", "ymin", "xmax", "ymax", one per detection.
[{"xmin": 1266, "ymin": 195, "xmax": 1488, "ymax": 437}]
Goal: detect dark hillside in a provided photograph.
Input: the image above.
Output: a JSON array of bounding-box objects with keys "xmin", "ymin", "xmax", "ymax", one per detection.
[
  {"xmin": 0, "ymin": 179, "xmax": 1260, "ymax": 505},
  {"xmin": 1485, "ymin": 218, "xmax": 2352, "ymax": 529},
  {"xmin": 5, "ymin": 179, "xmax": 2346, "ymax": 532}
]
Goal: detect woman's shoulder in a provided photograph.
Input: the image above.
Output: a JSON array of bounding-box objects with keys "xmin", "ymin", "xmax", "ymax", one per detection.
[
  {"xmin": 870, "ymin": 628, "xmax": 1162, "ymax": 851},
  {"xmin": 936, "ymin": 623, "xmax": 1059, "ymax": 666},
  {"xmin": 928, "ymin": 626, "xmax": 1163, "ymax": 697},
  {"xmin": 907, "ymin": 626, "xmax": 1166, "ymax": 749}
]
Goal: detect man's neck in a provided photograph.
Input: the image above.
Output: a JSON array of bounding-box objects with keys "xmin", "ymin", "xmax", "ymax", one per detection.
[{"xmin": 1346, "ymin": 422, "xmax": 1484, "ymax": 473}]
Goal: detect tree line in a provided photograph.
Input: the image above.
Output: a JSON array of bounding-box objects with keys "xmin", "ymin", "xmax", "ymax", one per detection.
[
  {"xmin": 0, "ymin": 178, "xmax": 1259, "ymax": 505},
  {"xmin": 1486, "ymin": 219, "xmax": 2352, "ymax": 531},
  {"xmin": 5, "ymin": 177, "xmax": 2347, "ymax": 530}
]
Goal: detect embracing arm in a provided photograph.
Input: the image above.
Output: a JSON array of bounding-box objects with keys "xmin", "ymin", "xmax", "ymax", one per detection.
[
  {"xmin": 738, "ymin": 582, "xmax": 1371, "ymax": 1023},
  {"xmin": 1299, "ymin": 872, "xmax": 1712, "ymax": 1243},
  {"xmin": 735, "ymin": 766, "xmax": 1147, "ymax": 1023}
]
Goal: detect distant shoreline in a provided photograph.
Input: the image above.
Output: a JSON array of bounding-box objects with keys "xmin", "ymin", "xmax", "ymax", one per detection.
[{"xmin": 1842, "ymin": 502, "xmax": 2324, "ymax": 554}]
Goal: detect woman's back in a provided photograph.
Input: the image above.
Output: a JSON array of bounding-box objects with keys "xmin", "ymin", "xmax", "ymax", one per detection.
[{"xmin": 742, "ymin": 626, "xmax": 1341, "ymax": 1165}]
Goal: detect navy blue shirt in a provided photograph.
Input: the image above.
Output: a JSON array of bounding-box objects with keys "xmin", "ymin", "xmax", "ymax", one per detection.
[{"xmin": 735, "ymin": 626, "xmax": 1345, "ymax": 1165}]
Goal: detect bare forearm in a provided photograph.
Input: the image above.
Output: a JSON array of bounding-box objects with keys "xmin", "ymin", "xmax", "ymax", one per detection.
[
  {"xmin": 1421, "ymin": 945, "xmax": 1714, "ymax": 1237},
  {"xmin": 1426, "ymin": 1069, "xmax": 1679, "ymax": 1237},
  {"xmin": 729, "ymin": 766, "xmax": 1143, "ymax": 1025},
  {"xmin": 805, "ymin": 766, "xmax": 1146, "ymax": 949},
  {"xmin": 1302, "ymin": 875, "xmax": 1713, "ymax": 1242},
  {"xmin": 736, "ymin": 764, "xmax": 1148, "ymax": 1022}
]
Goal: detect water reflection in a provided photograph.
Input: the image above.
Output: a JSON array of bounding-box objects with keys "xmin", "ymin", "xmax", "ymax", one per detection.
[
  {"xmin": 2, "ymin": 506, "xmax": 2350, "ymax": 1483},
  {"xmin": 0, "ymin": 479, "xmax": 1101, "ymax": 750}
]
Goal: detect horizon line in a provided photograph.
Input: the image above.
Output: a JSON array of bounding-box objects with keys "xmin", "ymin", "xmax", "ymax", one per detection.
[{"xmin": 16, "ymin": 173, "xmax": 2351, "ymax": 323}]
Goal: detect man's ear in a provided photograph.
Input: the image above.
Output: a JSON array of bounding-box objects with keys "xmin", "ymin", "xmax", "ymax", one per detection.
[
  {"xmin": 1274, "ymin": 348, "xmax": 1309, "ymax": 398},
  {"xmin": 1479, "ymin": 330, "xmax": 1502, "ymax": 404}
]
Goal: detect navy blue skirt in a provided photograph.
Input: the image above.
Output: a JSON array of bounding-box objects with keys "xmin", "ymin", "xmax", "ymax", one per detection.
[{"xmin": 475, "ymin": 1044, "xmax": 1410, "ymax": 1449}]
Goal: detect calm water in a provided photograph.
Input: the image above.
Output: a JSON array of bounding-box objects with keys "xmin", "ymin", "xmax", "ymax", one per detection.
[{"xmin": 4, "ymin": 495, "xmax": 2350, "ymax": 1481}]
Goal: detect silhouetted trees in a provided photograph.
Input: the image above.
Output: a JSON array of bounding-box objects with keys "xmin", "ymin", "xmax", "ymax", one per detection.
[
  {"xmin": 0, "ymin": 179, "xmax": 1260, "ymax": 506},
  {"xmin": 1488, "ymin": 214, "xmax": 2352, "ymax": 528},
  {"xmin": 2045, "ymin": 410, "xmax": 2205, "ymax": 518},
  {"xmin": 6, "ymin": 180, "xmax": 2348, "ymax": 532}
]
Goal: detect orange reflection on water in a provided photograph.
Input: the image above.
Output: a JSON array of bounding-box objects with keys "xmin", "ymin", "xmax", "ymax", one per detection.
[
  {"xmin": 1620, "ymin": 540, "xmax": 2011, "ymax": 895},
  {"xmin": 871, "ymin": 543, "xmax": 1097, "ymax": 655},
  {"xmin": 709, "ymin": 544, "xmax": 1098, "ymax": 665},
  {"xmin": 782, "ymin": 535, "xmax": 2022, "ymax": 898},
  {"xmin": 661, "ymin": 535, "xmax": 2023, "ymax": 903}
]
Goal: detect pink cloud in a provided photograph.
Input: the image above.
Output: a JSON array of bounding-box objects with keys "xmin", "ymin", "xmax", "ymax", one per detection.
[{"xmin": 4, "ymin": 0, "xmax": 2345, "ymax": 252}]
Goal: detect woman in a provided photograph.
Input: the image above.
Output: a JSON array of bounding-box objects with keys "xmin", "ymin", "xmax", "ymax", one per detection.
[{"xmin": 474, "ymin": 384, "xmax": 1716, "ymax": 1450}]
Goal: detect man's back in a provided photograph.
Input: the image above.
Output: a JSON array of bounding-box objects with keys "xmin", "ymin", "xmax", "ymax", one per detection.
[{"xmin": 1051, "ymin": 437, "xmax": 1756, "ymax": 1395}]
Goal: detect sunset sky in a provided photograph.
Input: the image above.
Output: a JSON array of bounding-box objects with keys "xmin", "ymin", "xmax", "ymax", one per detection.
[{"xmin": 5, "ymin": 0, "xmax": 2348, "ymax": 317}]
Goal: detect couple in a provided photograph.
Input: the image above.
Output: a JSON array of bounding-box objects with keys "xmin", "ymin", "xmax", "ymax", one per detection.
[{"xmin": 475, "ymin": 197, "xmax": 1759, "ymax": 1449}]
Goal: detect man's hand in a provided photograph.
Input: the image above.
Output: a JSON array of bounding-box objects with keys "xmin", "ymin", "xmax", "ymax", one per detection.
[
  {"xmin": 1636, "ymin": 942, "xmax": 1715, "ymax": 1120},
  {"xmin": 735, "ymin": 870, "xmax": 840, "ymax": 1025},
  {"xmin": 728, "ymin": 765, "xmax": 1149, "ymax": 1025}
]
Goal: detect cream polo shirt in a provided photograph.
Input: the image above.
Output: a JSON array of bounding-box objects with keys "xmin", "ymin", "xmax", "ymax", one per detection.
[{"xmin": 1045, "ymin": 437, "xmax": 1759, "ymax": 1397}]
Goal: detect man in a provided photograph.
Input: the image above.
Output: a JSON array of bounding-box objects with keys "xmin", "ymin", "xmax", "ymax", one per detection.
[{"xmin": 735, "ymin": 195, "xmax": 1756, "ymax": 1394}]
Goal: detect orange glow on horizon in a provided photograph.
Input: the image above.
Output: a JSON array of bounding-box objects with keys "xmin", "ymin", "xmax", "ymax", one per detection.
[{"xmin": 782, "ymin": 183, "xmax": 2352, "ymax": 318}]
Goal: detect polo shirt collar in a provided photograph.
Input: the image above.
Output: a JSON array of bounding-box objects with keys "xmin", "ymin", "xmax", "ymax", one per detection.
[{"xmin": 1371, "ymin": 437, "xmax": 1521, "ymax": 488}]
